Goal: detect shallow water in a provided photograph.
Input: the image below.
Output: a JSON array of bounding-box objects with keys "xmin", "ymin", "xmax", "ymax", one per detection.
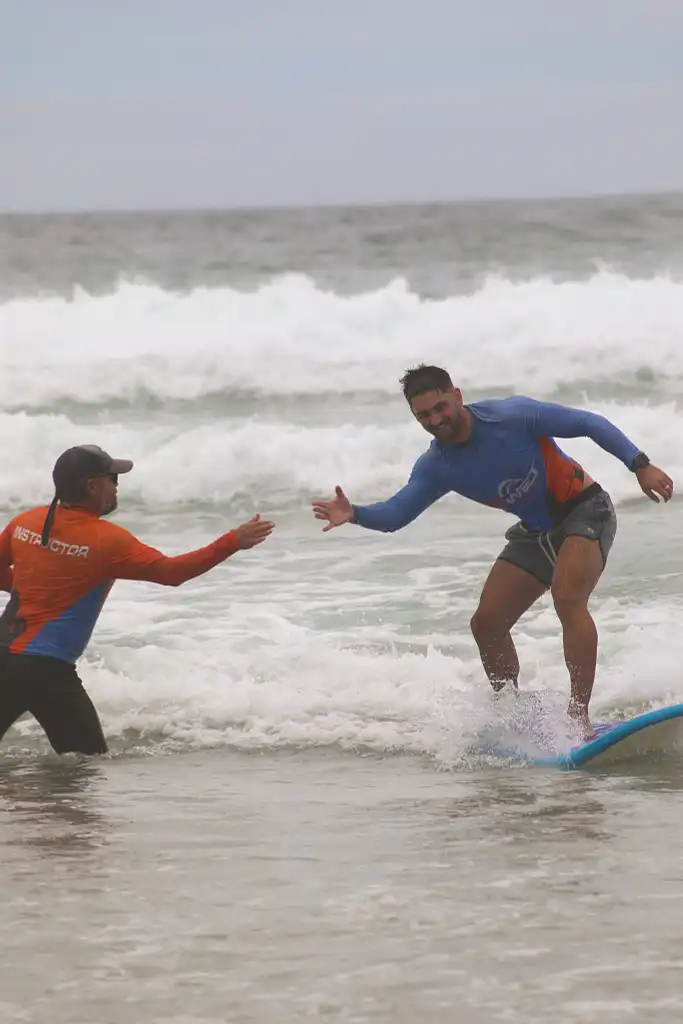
[
  {"xmin": 2, "ymin": 751, "xmax": 683, "ymax": 1023},
  {"xmin": 2, "ymin": 194, "xmax": 683, "ymax": 1021}
]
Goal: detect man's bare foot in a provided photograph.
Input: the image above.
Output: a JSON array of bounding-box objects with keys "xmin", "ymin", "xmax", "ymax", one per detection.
[
  {"xmin": 491, "ymin": 680, "xmax": 519, "ymax": 698},
  {"xmin": 567, "ymin": 703, "xmax": 596, "ymax": 742}
]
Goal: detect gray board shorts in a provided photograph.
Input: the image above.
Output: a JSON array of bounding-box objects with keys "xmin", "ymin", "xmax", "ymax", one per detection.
[{"xmin": 498, "ymin": 485, "xmax": 617, "ymax": 587}]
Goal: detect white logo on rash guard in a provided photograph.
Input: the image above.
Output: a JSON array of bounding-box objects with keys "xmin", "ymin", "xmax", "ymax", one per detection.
[
  {"xmin": 13, "ymin": 525, "xmax": 89, "ymax": 557},
  {"xmin": 497, "ymin": 463, "xmax": 539, "ymax": 505}
]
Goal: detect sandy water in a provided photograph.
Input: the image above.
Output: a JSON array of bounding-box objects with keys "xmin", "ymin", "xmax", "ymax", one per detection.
[{"xmin": 1, "ymin": 194, "xmax": 683, "ymax": 1020}]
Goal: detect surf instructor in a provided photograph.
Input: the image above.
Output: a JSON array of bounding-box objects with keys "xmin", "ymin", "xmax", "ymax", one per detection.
[
  {"xmin": 312, "ymin": 365, "xmax": 673, "ymax": 739},
  {"xmin": 0, "ymin": 444, "xmax": 275, "ymax": 755}
]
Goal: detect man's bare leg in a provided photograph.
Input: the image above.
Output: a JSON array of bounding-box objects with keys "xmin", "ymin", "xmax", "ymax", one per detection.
[
  {"xmin": 551, "ymin": 536, "xmax": 605, "ymax": 738},
  {"xmin": 470, "ymin": 560, "xmax": 548, "ymax": 691}
]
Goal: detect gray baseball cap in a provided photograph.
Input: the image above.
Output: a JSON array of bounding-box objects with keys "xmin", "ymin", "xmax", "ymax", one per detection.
[{"xmin": 53, "ymin": 445, "xmax": 134, "ymax": 496}]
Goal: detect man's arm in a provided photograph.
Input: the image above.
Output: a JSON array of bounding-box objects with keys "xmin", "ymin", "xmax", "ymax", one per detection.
[
  {"xmin": 106, "ymin": 530, "xmax": 240, "ymax": 586},
  {"xmin": 105, "ymin": 515, "xmax": 274, "ymax": 585},
  {"xmin": 352, "ymin": 453, "xmax": 447, "ymax": 532},
  {"xmin": 0, "ymin": 524, "xmax": 14, "ymax": 593},
  {"xmin": 518, "ymin": 398, "xmax": 641, "ymax": 467}
]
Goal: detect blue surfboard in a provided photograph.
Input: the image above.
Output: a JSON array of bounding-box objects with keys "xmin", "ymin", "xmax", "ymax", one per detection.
[
  {"xmin": 532, "ymin": 703, "xmax": 683, "ymax": 768},
  {"xmin": 471, "ymin": 702, "xmax": 683, "ymax": 769}
]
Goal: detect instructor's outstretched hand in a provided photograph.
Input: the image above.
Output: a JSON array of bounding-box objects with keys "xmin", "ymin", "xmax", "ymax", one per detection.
[
  {"xmin": 233, "ymin": 514, "xmax": 275, "ymax": 549},
  {"xmin": 311, "ymin": 485, "xmax": 354, "ymax": 531}
]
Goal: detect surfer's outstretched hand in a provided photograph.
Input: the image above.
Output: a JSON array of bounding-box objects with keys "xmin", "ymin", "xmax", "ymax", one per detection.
[{"xmin": 311, "ymin": 485, "xmax": 354, "ymax": 532}]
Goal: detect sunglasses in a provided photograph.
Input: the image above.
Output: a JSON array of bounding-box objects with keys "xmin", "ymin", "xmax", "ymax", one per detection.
[{"xmin": 89, "ymin": 473, "xmax": 118, "ymax": 484}]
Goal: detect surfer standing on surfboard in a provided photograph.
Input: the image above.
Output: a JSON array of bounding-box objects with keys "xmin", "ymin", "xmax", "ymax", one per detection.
[
  {"xmin": 312, "ymin": 364, "xmax": 673, "ymax": 740},
  {"xmin": 0, "ymin": 445, "xmax": 275, "ymax": 755}
]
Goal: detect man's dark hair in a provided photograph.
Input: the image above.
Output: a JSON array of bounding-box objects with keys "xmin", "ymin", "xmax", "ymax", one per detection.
[{"xmin": 399, "ymin": 364, "xmax": 454, "ymax": 404}]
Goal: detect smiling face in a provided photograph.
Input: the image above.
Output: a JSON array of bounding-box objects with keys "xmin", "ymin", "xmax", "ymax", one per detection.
[{"xmin": 409, "ymin": 387, "xmax": 469, "ymax": 444}]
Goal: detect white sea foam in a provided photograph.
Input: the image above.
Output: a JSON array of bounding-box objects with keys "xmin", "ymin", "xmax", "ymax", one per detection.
[
  {"xmin": 0, "ymin": 398, "xmax": 680, "ymax": 511},
  {"xmin": 1, "ymin": 271, "xmax": 682, "ymax": 407},
  {"xmin": 6, "ymin": 536, "xmax": 682, "ymax": 761},
  {"xmin": 2, "ymin": 271, "xmax": 682, "ymax": 758}
]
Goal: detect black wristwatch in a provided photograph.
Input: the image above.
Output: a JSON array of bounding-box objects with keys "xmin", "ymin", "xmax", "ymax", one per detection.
[{"xmin": 630, "ymin": 452, "xmax": 650, "ymax": 472}]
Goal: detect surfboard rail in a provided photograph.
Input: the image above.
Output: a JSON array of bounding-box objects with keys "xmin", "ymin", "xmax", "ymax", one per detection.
[{"xmin": 529, "ymin": 703, "xmax": 683, "ymax": 768}]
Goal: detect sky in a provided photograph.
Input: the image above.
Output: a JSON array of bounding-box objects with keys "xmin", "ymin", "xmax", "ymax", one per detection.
[{"xmin": 1, "ymin": 0, "xmax": 682, "ymax": 212}]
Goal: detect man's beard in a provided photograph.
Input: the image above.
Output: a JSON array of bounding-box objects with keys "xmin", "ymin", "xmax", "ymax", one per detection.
[
  {"xmin": 102, "ymin": 496, "xmax": 118, "ymax": 516},
  {"xmin": 430, "ymin": 416, "xmax": 459, "ymax": 441}
]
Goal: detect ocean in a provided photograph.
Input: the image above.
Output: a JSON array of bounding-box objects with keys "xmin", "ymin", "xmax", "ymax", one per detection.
[{"xmin": 1, "ymin": 193, "xmax": 683, "ymax": 1023}]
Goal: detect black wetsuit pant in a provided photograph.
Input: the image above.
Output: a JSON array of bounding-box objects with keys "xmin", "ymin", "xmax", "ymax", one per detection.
[{"xmin": 0, "ymin": 653, "xmax": 108, "ymax": 755}]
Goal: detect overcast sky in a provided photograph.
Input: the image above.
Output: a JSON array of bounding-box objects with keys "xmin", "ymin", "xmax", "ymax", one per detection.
[{"xmin": 1, "ymin": 0, "xmax": 682, "ymax": 212}]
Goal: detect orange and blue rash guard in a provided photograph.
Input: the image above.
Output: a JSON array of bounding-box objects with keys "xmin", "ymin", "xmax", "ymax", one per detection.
[
  {"xmin": 0, "ymin": 505, "xmax": 238, "ymax": 664},
  {"xmin": 352, "ymin": 397, "xmax": 641, "ymax": 534}
]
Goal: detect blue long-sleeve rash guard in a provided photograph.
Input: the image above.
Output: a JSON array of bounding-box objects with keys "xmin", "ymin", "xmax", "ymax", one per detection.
[{"xmin": 352, "ymin": 397, "xmax": 641, "ymax": 534}]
